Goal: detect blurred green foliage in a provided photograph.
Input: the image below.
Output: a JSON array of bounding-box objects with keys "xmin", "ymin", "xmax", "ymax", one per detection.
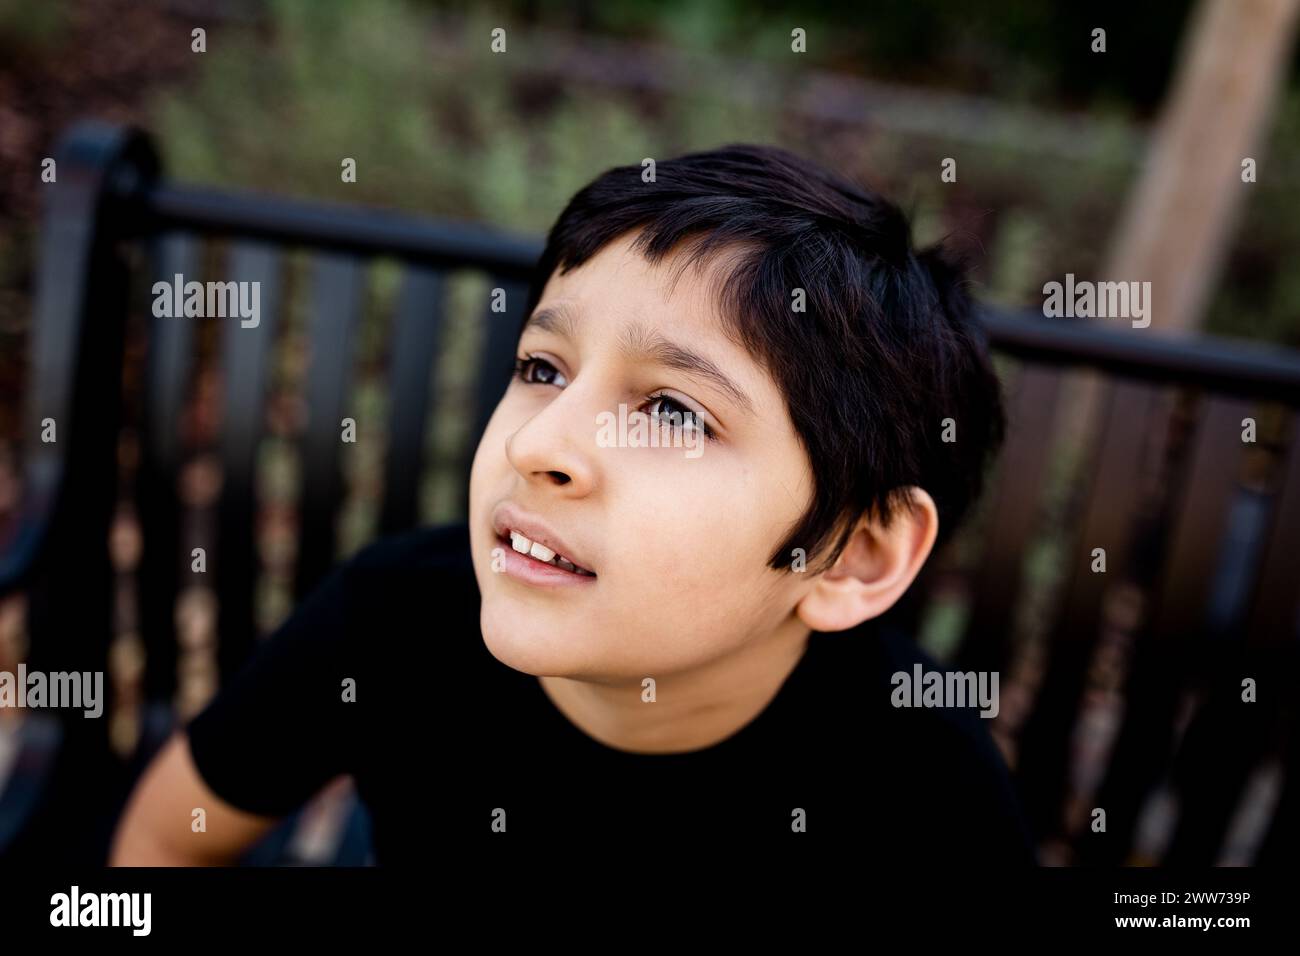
[
  {"xmin": 4, "ymin": 0, "xmax": 1300, "ymax": 345},
  {"xmin": 0, "ymin": 0, "xmax": 67, "ymax": 59},
  {"xmin": 151, "ymin": 0, "xmax": 789, "ymax": 235}
]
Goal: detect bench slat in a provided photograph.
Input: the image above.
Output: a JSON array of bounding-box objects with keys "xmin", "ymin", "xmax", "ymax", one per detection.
[
  {"xmin": 294, "ymin": 253, "xmax": 366, "ymax": 601},
  {"xmin": 956, "ymin": 363, "xmax": 1062, "ymax": 675},
  {"xmin": 1158, "ymin": 409, "xmax": 1300, "ymax": 863},
  {"xmin": 1147, "ymin": 396, "xmax": 1254, "ymax": 640},
  {"xmin": 1082, "ymin": 394, "xmax": 1253, "ymax": 864},
  {"xmin": 1245, "ymin": 412, "xmax": 1300, "ymax": 649},
  {"xmin": 136, "ymin": 233, "xmax": 200, "ymax": 701},
  {"xmin": 379, "ymin": 266, "xmax": 447, "ymax": 536},
  {"xmin": 1014, "ymin": 377, "xmax": 1172, "ymax": 840},
  {"xmin": 214, "ymin": 242, "xmax": 282, "ymax": 685}
]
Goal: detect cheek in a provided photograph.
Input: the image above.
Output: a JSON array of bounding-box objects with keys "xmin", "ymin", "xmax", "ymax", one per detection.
[
  {"xmin": 605, "ymin": 469, "xmax": 775, "ymax": 605},
  {"xmin": 467, "ymin": 412, "xmax": 515, "ymax": 568},
  {"xmin": 470, "ymin": 402, "xmax": 512, "ymax": 479},
  {"xmin": 468, "ymin": 404, "xmax": 519, "ymax": 510}
]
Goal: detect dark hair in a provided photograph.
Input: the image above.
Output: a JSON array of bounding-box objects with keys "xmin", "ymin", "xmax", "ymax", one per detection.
[{"xmin": 522, "ymin": 144, "xmax": 1006, "ymax": 574}]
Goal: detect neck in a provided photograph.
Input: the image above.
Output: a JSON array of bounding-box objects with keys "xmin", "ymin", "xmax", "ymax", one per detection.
[{"xmin": 537, "ymin": 613, "xmax": 813, "ymax": 755}]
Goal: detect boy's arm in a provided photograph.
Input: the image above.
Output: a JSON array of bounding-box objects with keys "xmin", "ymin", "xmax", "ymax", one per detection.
[
  {"xmin": 111, "ymin": 556, "xmax": 365, "ymax": 865},
  {"xmin": 110, "ymin": 730, "xmax": 282, "ymax": 866}
]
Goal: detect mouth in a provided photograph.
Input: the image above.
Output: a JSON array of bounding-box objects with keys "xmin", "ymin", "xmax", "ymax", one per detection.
[
  {"xmin": 490, "ymin": 502, "xmax": 599, "ymax": 584},
  {"xmin": 496, "ymin": 529, "xmax": 597, "ymax": 578}
]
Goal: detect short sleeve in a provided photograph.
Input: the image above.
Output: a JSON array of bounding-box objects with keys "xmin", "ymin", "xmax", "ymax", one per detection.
[{"xmin": 185, "ymin": 559, "xmax": 363, "ymax": 818}]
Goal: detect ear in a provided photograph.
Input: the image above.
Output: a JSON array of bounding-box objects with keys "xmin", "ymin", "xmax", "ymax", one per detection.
[{"xmin": 795, "ymin": 488, "xmax": 939, "ymax": 633}]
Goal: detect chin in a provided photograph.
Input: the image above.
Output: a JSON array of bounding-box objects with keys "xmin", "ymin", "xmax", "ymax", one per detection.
[{"xmin": 478, "ymin": 604, "xmax": 575, "ymax": 677}]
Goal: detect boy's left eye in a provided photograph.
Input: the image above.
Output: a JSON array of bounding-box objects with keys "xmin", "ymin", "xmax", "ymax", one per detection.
[
  {"xmin": 511, "ymin": 354, "xmax": 717, "ymax": 442},
  {"xmin": 644, "ymin": 393, "xmax": 715, "ymax": 441}
]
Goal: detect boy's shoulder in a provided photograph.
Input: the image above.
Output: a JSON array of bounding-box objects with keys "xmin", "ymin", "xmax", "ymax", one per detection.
[{"xmin": 807, "ymin": 616, "xmax": 1037, "ymax": 862}]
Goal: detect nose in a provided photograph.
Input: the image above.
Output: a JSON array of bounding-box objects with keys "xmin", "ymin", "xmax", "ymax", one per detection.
[{"xmin": 504, "ymin": 387, "xmax": 598, "ymax": 496}]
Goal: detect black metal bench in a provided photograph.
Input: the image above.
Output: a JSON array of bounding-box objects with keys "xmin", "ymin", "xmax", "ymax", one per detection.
[{"xmin": 2, "ymin": 121, "xmax": 1297, "ymax": 866}]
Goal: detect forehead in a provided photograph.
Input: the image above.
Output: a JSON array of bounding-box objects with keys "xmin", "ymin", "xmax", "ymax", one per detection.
[{"xmin": 533, "ymin": 231, "xmax": 746, "ymax": 347}]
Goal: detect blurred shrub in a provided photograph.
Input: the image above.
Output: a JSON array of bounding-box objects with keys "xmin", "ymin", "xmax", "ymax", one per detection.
[
  {"xmin": 152, "ymin": 0, "xmax": 783, "ymax": 234},
  {"xmin": 0, "ymin": 0, "xmax": 68, "ymax": 60},
  {"xmin": 0, "ymin": 0, "xmax": 1284, "ymax": 347}
]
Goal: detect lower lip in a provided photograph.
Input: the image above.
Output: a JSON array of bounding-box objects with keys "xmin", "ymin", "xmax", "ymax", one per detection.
[{"xmin": 496, "ymin": 535, "xmax": 598, "ymax": 589}]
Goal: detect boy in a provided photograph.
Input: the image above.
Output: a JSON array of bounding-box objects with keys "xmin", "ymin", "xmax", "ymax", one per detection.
[{"xmin": 111, "ymin": 144, "xmax": 1033, "ymax": 864}]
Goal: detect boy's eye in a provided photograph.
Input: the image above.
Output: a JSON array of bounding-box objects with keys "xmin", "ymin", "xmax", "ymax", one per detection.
[
  {"xmin": 512, "ymin": 354, "xmax": 567, "ymax": 387},
  {"xmin": 511, "ymin": 354, "xmax": 717, "ymax": 442},
  {"xmin": 644, "ymin": 393, "xmax": 715, "ymax": 441}
]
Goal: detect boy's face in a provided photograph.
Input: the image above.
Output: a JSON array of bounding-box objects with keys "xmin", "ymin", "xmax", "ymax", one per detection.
[{"xmin": 468, "ymin": 231, "xmax": 818, "ymax": 682}]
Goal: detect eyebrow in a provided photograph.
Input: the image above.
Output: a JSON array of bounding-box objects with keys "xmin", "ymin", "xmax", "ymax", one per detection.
[{"xmin": 523, "ymin": 305, "xmax": 755, "ymax": 415}]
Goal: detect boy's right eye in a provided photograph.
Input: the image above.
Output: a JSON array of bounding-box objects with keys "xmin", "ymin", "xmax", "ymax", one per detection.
[{"xmin": 512, "ymin": 354, "xmax": 568, "ymax": 387}]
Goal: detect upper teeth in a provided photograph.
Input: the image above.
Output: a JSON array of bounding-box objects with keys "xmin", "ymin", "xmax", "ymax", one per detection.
[{"xmin": 508, "ymin": 530, "xmax": 592, "ymax": 575}]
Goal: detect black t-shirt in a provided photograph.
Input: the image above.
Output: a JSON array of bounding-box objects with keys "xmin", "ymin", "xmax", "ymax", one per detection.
[{"xmin": 186, "ymin": 522, "xmax": 1037, "ymax": 864}]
